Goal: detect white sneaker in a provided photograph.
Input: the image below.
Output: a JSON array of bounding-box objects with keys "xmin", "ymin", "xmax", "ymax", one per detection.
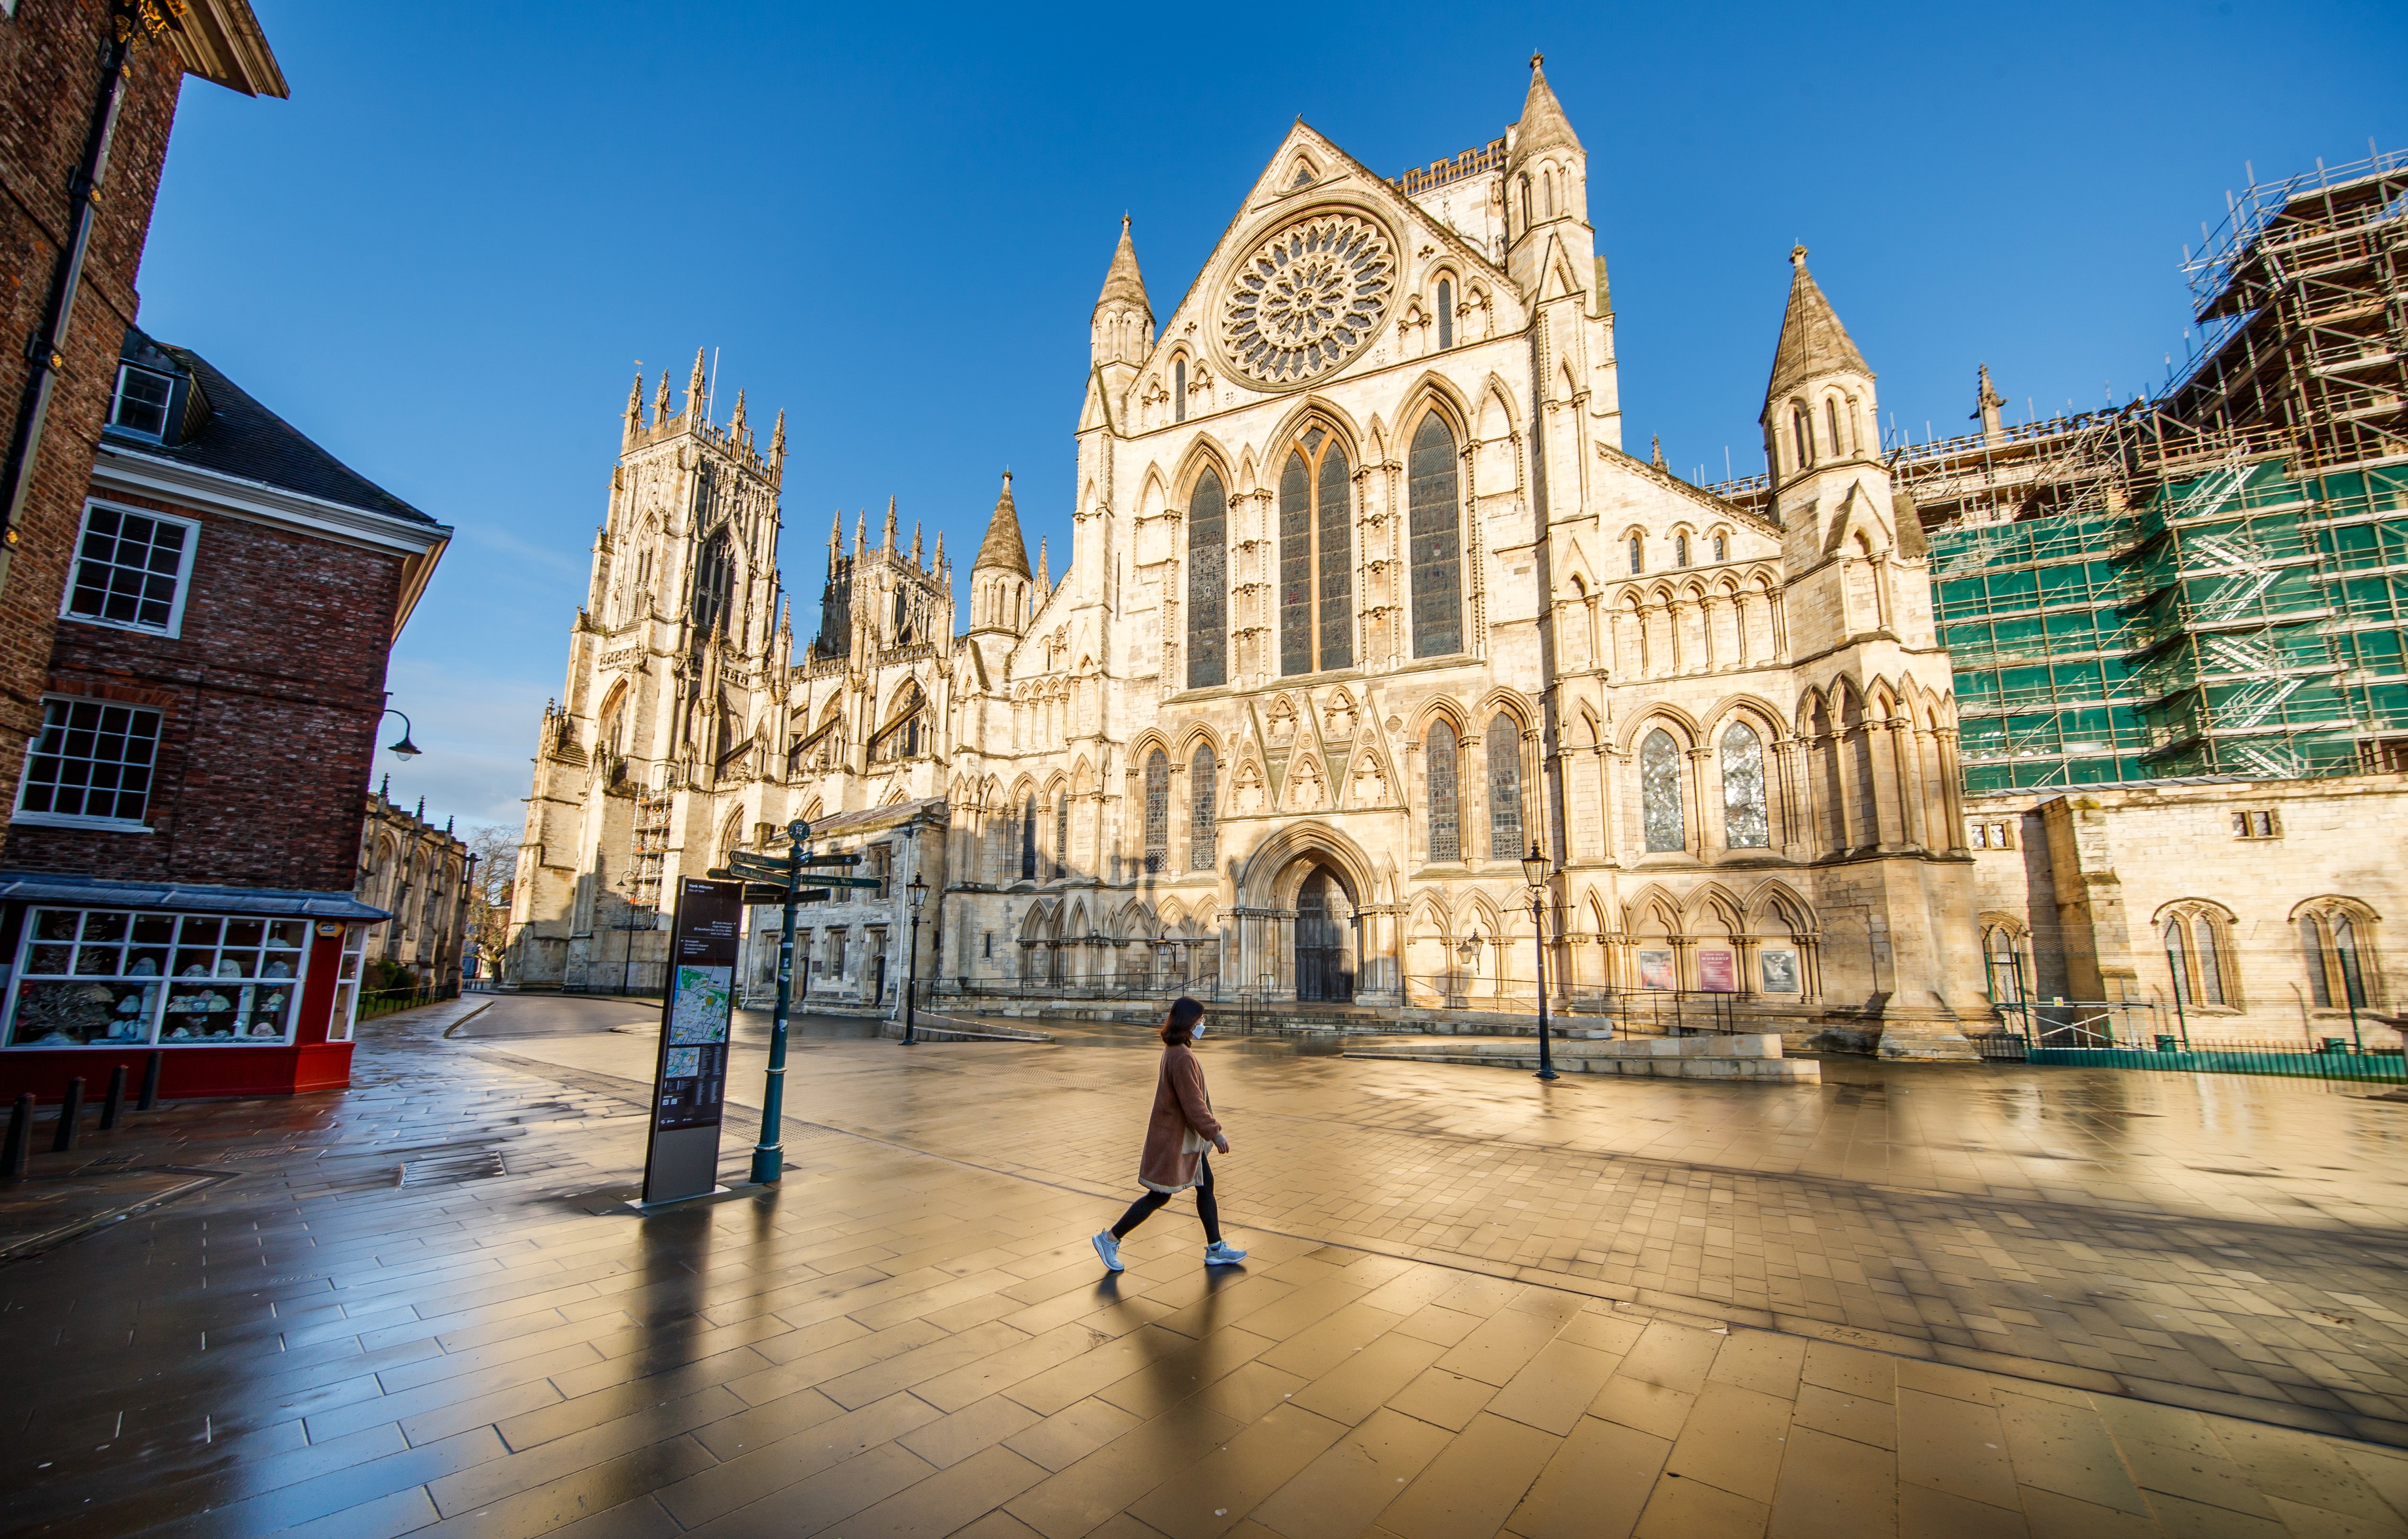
[
  {"xmin": 1204, "ymin": 1240, "xmax": 1248, "ymax": 1266},
  {"xmin": 1092, "ymin": 1231, "xmax": 1124, "ymax": 1272}
]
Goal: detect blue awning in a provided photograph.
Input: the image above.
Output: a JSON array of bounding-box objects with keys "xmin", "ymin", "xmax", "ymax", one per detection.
[{"xmin": 0, "ymin": 871, "xmax": 391, "ymax": 922}]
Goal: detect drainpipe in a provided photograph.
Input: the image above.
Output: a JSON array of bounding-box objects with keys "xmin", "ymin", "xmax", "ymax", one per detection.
[{"xmin": 0, "ymin": 6, "xmax": 147, "ymax": 595}]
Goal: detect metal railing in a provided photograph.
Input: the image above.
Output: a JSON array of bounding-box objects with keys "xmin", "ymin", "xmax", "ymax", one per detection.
[{"xmin": 359, "ymin": 978, "xmax": 464, "ymax": 1022}]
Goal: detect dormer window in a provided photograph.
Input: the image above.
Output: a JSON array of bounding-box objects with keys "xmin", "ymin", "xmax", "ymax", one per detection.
[{"xmin": 108, "ymin": 365, "xmax": 174, "ymax": 441}]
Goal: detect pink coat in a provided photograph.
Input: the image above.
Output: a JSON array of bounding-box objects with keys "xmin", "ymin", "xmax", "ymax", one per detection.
[{"xmin": 1138, "ymin": 1044, "xmax": 1222, "ymax": 1193}]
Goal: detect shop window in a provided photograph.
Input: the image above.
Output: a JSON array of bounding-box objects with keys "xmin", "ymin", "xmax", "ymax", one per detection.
[
  {"xmin": 327, "ymin": 924, "xmax": 366, "ymax": 1042},
  {"xmin": 65, "ymin": 503, "xmax": 197, "ymax": 636},
  {"xmin": 6, "ymin": 907, "xmax": 308, "ymax": 1047},
  {"xmin": 18, "ymin": 697, "xmax": 160, "ymax": 827}
]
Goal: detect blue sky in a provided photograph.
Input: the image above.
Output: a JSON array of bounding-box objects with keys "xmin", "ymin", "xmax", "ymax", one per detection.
[{"xmin": 134, "ymin": 0, "xmax": 2407, "ymax": 830}]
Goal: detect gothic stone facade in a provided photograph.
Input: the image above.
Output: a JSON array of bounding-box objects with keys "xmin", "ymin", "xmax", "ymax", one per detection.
[{"xmin": 508, "ymin": 61, "xmax": 1986, "ymax": 1056}]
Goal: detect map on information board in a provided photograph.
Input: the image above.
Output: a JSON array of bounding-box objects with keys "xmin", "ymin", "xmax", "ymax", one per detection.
[{"xmin": 668, "ymin": 966, "xmax": 732, "ymax": 1044}]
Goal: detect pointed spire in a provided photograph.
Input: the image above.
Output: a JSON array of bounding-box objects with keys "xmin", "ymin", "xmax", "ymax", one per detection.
[
  {"xmin": 910, "ymin": 520, "xmax": 924, "ymax": 567},
  {"xmin": 1035, "ymin": 536, "xmax": 1051, "ymax": 593},
  {"xmin": 771, "ymin": 407, "xmax": 786, "ymax": 462},
  {"xmin": 1510, "ymin": 52, "xmax": 1582, "ymax": 164},
  {"xmin": 414, "ymin": 796, "xmax": 425, "ymax": 822},
  {"xmin": 730, "ymin": 389, "xmax": 748, "ymax": 441},
  {"xmin": 972, "ymin": 470, "xmax": 1031, "ymax": 577},
  {"xmin": 1763, "ymin": 245, "xmax": 1873, "ymax": 411},
  {"xmin": 687, "ymin": 347, "xmax": 708, "ymax": 421},
  {"xmin": 933, "ymin": 529, "xmax": 947, "ymax": 570},
  {"xmin": 854, "ymin": 511, "xmax": 866, "ymax": 556},
  {"xmin": 1094, "ymin": 214, "xmax": 1150, "ymax": 319},
  {"xmin": 652, "ymin": 370, "xmax": 671, "ymax": 426},
  {"xmin": 624, "ymin": 369, "xmax": 643, "ymax": 436},
  {"xmin": 379, "ymin": 772, "xmax": 390, "ymax": 800},
  {"xmin": 779, "ymin": 596, "xmax": 791, "ymax": 634},
  {"xmin": 1650, "ymin": 435, "xmax": 1667, "ymax": 470},
  {"xmin": 881, "ymin": 496, "xmax": 898, "ymax": 552}
]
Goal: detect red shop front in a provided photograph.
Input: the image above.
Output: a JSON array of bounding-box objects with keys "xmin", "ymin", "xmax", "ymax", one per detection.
[{"xmin": 0, "ymin": 874, "xmax": 388, "ymax": 1102}]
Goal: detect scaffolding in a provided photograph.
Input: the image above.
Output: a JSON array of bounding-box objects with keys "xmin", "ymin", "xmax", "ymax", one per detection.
[
  {"xmin": 628, "ymin": 791, "xmax": 672, "ymax": 919},
  {"xmin": 1707, "ymin": 148, "xmax": 2408, "ymax": 791}
]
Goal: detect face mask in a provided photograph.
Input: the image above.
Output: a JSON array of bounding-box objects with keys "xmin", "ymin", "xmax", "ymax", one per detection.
[{"xmin": 1190, "ymin": 1021, "xmax": 1208, "ymax": 1041}]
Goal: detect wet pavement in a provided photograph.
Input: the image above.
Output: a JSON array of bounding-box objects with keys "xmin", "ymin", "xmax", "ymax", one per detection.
[{"xmin": 2, "ymin": 993, "xmax": 2405, "ymax": 1538}]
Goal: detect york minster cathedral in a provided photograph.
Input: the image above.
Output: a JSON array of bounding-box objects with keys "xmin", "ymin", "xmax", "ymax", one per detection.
[{"xmin": 507, "ymin": 58, "xmax": 1987, "ymax": 1059}]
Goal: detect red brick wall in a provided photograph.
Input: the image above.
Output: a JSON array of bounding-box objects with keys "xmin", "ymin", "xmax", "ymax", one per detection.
[
  {"xmin": 0, "ymin": 3, "xmax": 188, "ymax": 836},
  {"xmin": 6, "ymin": 490, "xmax": 404, "ymax": 892}
]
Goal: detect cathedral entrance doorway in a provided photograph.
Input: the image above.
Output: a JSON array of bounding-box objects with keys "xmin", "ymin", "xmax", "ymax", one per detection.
[{"xmin": 1295, "ymin": 867, "xmax": 1356, "ymax": 1003}]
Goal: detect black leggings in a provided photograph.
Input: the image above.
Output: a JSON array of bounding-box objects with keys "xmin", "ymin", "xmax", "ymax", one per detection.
[{"xmin": 1111, "ymin": 1154, "xmax": 1219, "ymax": 1244}]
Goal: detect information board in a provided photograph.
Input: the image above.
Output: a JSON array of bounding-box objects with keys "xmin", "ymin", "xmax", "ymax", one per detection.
[{"xmin": 640, "ymin": 878, "xmax": 740, "ymax": 1205}]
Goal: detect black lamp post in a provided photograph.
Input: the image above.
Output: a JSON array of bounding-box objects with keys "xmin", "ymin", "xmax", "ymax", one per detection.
[
  {"xmin": 382, "ymin": 708, "xmax": 421, "ymax": 760},
  {"xmin": 902, "ymin": 871, "xmax": 928, "ymax": 1045},
  {"xmin": 1521, "ymin": 841, "xmax": 1558, "ymax": 1082}
]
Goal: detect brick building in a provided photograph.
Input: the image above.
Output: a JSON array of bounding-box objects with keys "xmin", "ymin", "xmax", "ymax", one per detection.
[
  {"xmin": 0, "ymin": 0, "xmax": 284, "ymax": 841},
  {"xmin": 0, "ymin": 329, "xmax": 451, "ymax": 1098}
]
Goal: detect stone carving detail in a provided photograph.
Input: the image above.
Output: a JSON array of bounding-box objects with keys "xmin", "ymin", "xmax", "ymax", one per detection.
[{"xmin": 1223, "ymin": 214, "xmax": 1394, "ymax": 385}]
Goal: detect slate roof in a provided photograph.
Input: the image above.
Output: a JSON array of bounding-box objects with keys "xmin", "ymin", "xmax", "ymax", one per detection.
[{"xmin": 108, "ymin": 326, "xmax": 437, "ymax": 526}]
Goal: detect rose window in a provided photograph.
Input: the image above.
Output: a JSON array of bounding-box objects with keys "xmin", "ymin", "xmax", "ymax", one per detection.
[{"xmin": 1223, "ymin": 214, "xmax": 1394, "ymax": 385}]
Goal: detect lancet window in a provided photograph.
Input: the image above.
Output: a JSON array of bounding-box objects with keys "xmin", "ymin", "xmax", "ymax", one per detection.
[
  {"xmin": 1143, "ymin": 750, "xmax": 1169, "ymax": 874},
  {"xmin": 1186, "ymin": 469, "xmax": 1227, "ymax": 689},
  {"xmin": 1019, "ymin": 796, "xmax": 1037, "ymax": 881},
  {"xmin": 1189, "ymin": 746, "xmax": 1218, "ymax": 870},
  {"xmin": 1721, "ymin": 723, "xmax": 1769, "ymax": 848},
  {"xmin": 1486, "ymin": 714, "xmax": 1523, "ymax": 860},
  {"xmin": 1173, "ymin": 359, "xmax": 1187, "ymax": 424},
  {"xmin": 1426, "ymin": 721, "xmax": 1460, "ymax": 863},
  {"xmin": 1407, "ymin": 414, "xmax": 1463, "ymax": 658},
  {"xmin": 1278, "ymin": 427, "xmax": 1353, "ymax": 675},
  {"xmin": 691, "ymin": 530, "xmax": 734, "ymax": 634},
  {"xmin": 1436, "ymin": 279, "xmax": 1453, "ymax": 350},
  {"xmin": 1642, "ymin": 728, "xmax": 1684, "ymax": 853}
]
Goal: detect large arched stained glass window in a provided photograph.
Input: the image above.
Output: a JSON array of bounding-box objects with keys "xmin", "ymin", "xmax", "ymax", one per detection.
[
  {"xmin": 1427, "ymin": 721, "xmax": 1461, "ymax": 863},
  {"xmin": 691, "ymin": 530, "xmax": 734, "ymax": 634},
  {"xmin": 1189, "ymin": 746, "xmax": 1217, "ymax": 871},
  {"xmin": 1186, "ymin": 469, "xmax": 1227, "ymax": 689},
  {"xmin": 1720, "ymin": 723, "xmax": 1769, "ymax": 848},
  {"xmin": 1277, "ymin": 430, "xmax": 1352, "ymax": 675},
  {"xmin": 1143, "ymin": 750, "xmax": 1169, "ymax": 873},
  {"xmin": 1642, "ymin": 729, "xmax": 1684, "ymax": 853},
  {"xmin": 1408, "ymin": 415, "xmax": 1463, "ymax": 658},
  {"xmin": 1486, "ymin": 714, "xmax": 1523, "ymax": 860}
]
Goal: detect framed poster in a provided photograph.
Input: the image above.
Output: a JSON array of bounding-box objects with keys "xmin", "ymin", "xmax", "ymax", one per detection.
[
  {"xmin": 1637, "ymin": 949, "xmax": 1675, "ymax": 991},
  {"xmin": 1698, "ymin": 949, "xmax": 1736, "ymax": 993},
  {"xmin": 1759, "ymin": 947, "xmax": 1801, "ymax": 994},
  {"xmin": 641, "ymin": 878, "xmax": 740, "ymax": 1205}
]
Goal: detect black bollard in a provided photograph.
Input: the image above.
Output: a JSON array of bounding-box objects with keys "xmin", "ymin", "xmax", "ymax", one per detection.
[
  {"xmin": 138, "ymin": 1050, "xmax": 162, "ymax": 1111},
  {"xmin": 100, "ymin": 1064, "xmax": 126, "ymax": 1130},
  {"xmin": 3, "ymin": 1094, "xmax": 29, "ymax": 1177},
  {"xmin": 52, "ymin": 1076, "xmax": 83, "ymax": 1153}
]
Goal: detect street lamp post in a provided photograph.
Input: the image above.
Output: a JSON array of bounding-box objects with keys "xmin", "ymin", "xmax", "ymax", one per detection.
[
  {"xmin": 1521, "ymin": 842, "xmax": 1558, "ymax": 1083},
  {"xmin": 381, "ymin": 708, "xmax": 421, "ymax": 760},
  {"xmin": 903, "ymin": 872, "xmax": 928, "ymax": 1045}
]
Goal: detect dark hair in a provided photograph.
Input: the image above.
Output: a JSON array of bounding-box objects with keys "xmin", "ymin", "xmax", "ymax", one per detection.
[{"xmin": 1160, "ymin": 996, "xmax": 1204, "ymax": 1046}]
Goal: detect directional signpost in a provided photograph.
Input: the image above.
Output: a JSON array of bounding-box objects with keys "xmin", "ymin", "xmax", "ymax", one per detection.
[{"xmin": 704, "ymin": 822, "xmax": 885, "ymax": 1185}]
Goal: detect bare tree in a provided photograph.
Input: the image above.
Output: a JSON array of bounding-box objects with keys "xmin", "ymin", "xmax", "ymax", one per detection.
[{"xmin": 464, "ymin": 824, "xmax": 518, "ymax": 979}]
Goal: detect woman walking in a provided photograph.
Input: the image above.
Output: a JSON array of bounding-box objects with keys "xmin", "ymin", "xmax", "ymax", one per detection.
[{"xmin": 1092, "ymin": 996, "xmax": 1247, "ymax": 1271}]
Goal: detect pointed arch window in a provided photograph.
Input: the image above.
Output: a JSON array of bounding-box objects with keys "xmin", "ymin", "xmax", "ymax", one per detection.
[
  {"xmin": 1426, "ymin": 720, "xmax": 1461, "ymax": 863},
  {"xmin": 1278, "ymin": 428, "xmax": 1353, "ymax": 675},
  {"xmin": 1720, "ymin": 723, "xmax": 1769, "ymax": 848},
  {"xmin": 2300, "ymin": 904, "xmax": 2375, "ymax": 1009},
  {"xmin": 1173, "ymin": 358, "xmax": 1187, "ymax": 424},
  {"xmin": 1189, "ymin": 745, "xmax": 1218, "ymax": 870},
  {"xmin": 1543, "ymin": 169, "xmax": 1555, "ymax": 217},
  {"xmin": 691, "ymin": 530, "xmax": 734, "ymax": 634},
  {"xmin": 1985, "ymin": 927, "xmax": 2024, "ymax": 1003},
  {"xmin": 1408, "ymin": 414, "xmax": 1463, "ymax": 658},
  {"xmin": 1054, "ymin": 794, "xmax": 1070, "ymax": 879},
  {"xmin": 1712, "ymin": 533, "xmax": 1728, "ymax": 562},
  {"xmin": 1019, "ymin": 796, "xmax": 1037, "ymax": 882},
  {"xmin": 1642, "ymin": 728, "xmax": 1685, "ymax": 852},
  {"xmin": 1186, "ymin": 468, "xmax": 1227, "ymax": 689},
  {"xmin": 1142, "ymin": 750, "xmax": 1169, "ymax": 873},
  {"xmin": 869, "ymin": 682, "xmax": 928, "ymax": 764},
  {"xmin": 1486, "ymin": 714, "xmax": 1524, "ymax": 860},
  {"xmin": 1436, "ymin": 279, "xmax": 1454, "ymax": 350},
  {"xmin": 1792, "ymin": 406, "xmax": 1814, "ymax": 470},
  {"xmin": 1627, "ymin": 534, "xmax": 1643, "ymax": 575},
  {"xmin": 1675, "ymin": 533, "xmax": 1691, "ymax": 567},
  {"xmin": 1827, "ymin": 398, "xmax": 1845, "ymax": 457}
]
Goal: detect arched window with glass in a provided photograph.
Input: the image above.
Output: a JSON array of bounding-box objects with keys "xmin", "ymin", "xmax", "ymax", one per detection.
[
  {"xmin": 1186, "ymin": 468, "xmax": 1227, "ymax": 689},
  {"xmin": 1627, "ymin": 534, "xmax": 1643, "ymax": 575},
  {"xmin": 2299, "ymin": 902, "xmax": 2376, "ymax": 1009},
  {"xmin": 1019, "ymin": 796, "xmax": 1037, "ymax": 881},
  {"xmin": 1053, "ymin": 795, "xmax": 1070, "ymax": 879},
  {"xmin": 1792, "ymin": 406, "xmax": 1814, "ymax": 470},
  {"xmin": 691, "ymin": 530, "xmax": 734, "ymax": 633},
  {"xmin": 1278, "ymin": 427, "xmax": 1353, "ymax": 675},
  {"xmin": 1985, "ymin": 927, "xmax": 2025, "ymax": 1003},
  {"xmin": 1408, "ymin": 414, "xmax": 1463, "ymax": 657},
  {"xmin": 1189, "ymin": 745, "xmax": 1217, "ymax": 870},
  {"xmin": 1720, "ymin": 722, "xmax": 1769, "ymax": 848},
  {"xmin": 1173, "ymin": 358, "xmax": 1187, "ymax": 424},
  {"xmin": 1641, "ymin": 728, "xmax": 1684, "ymax": 853},
  {"xmin": 1486, "ymin": 714, "xmax": 1524, "ymax": 859},
  {"xmin": 1142, "ymin": 750, "xmax": 1169, "ymax": 873},
  {"xmin": 1675, "ymin": 532, "xmax": 1691, "ymax": 567},
  {"xmin": 1826, "ymin": 398, "xmax": 1845, "ymax": 457},
  {"xmin": 1426, "ymin": 720, "xmax": 1461, "ymax": 863},
  {"xmin": 1712, "ymin": 532, "xmax": 1727, "ymax": 562},
  {"xmin": 1436, "ymin": 278, "xmax": 1454, "ymax": 350}
]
